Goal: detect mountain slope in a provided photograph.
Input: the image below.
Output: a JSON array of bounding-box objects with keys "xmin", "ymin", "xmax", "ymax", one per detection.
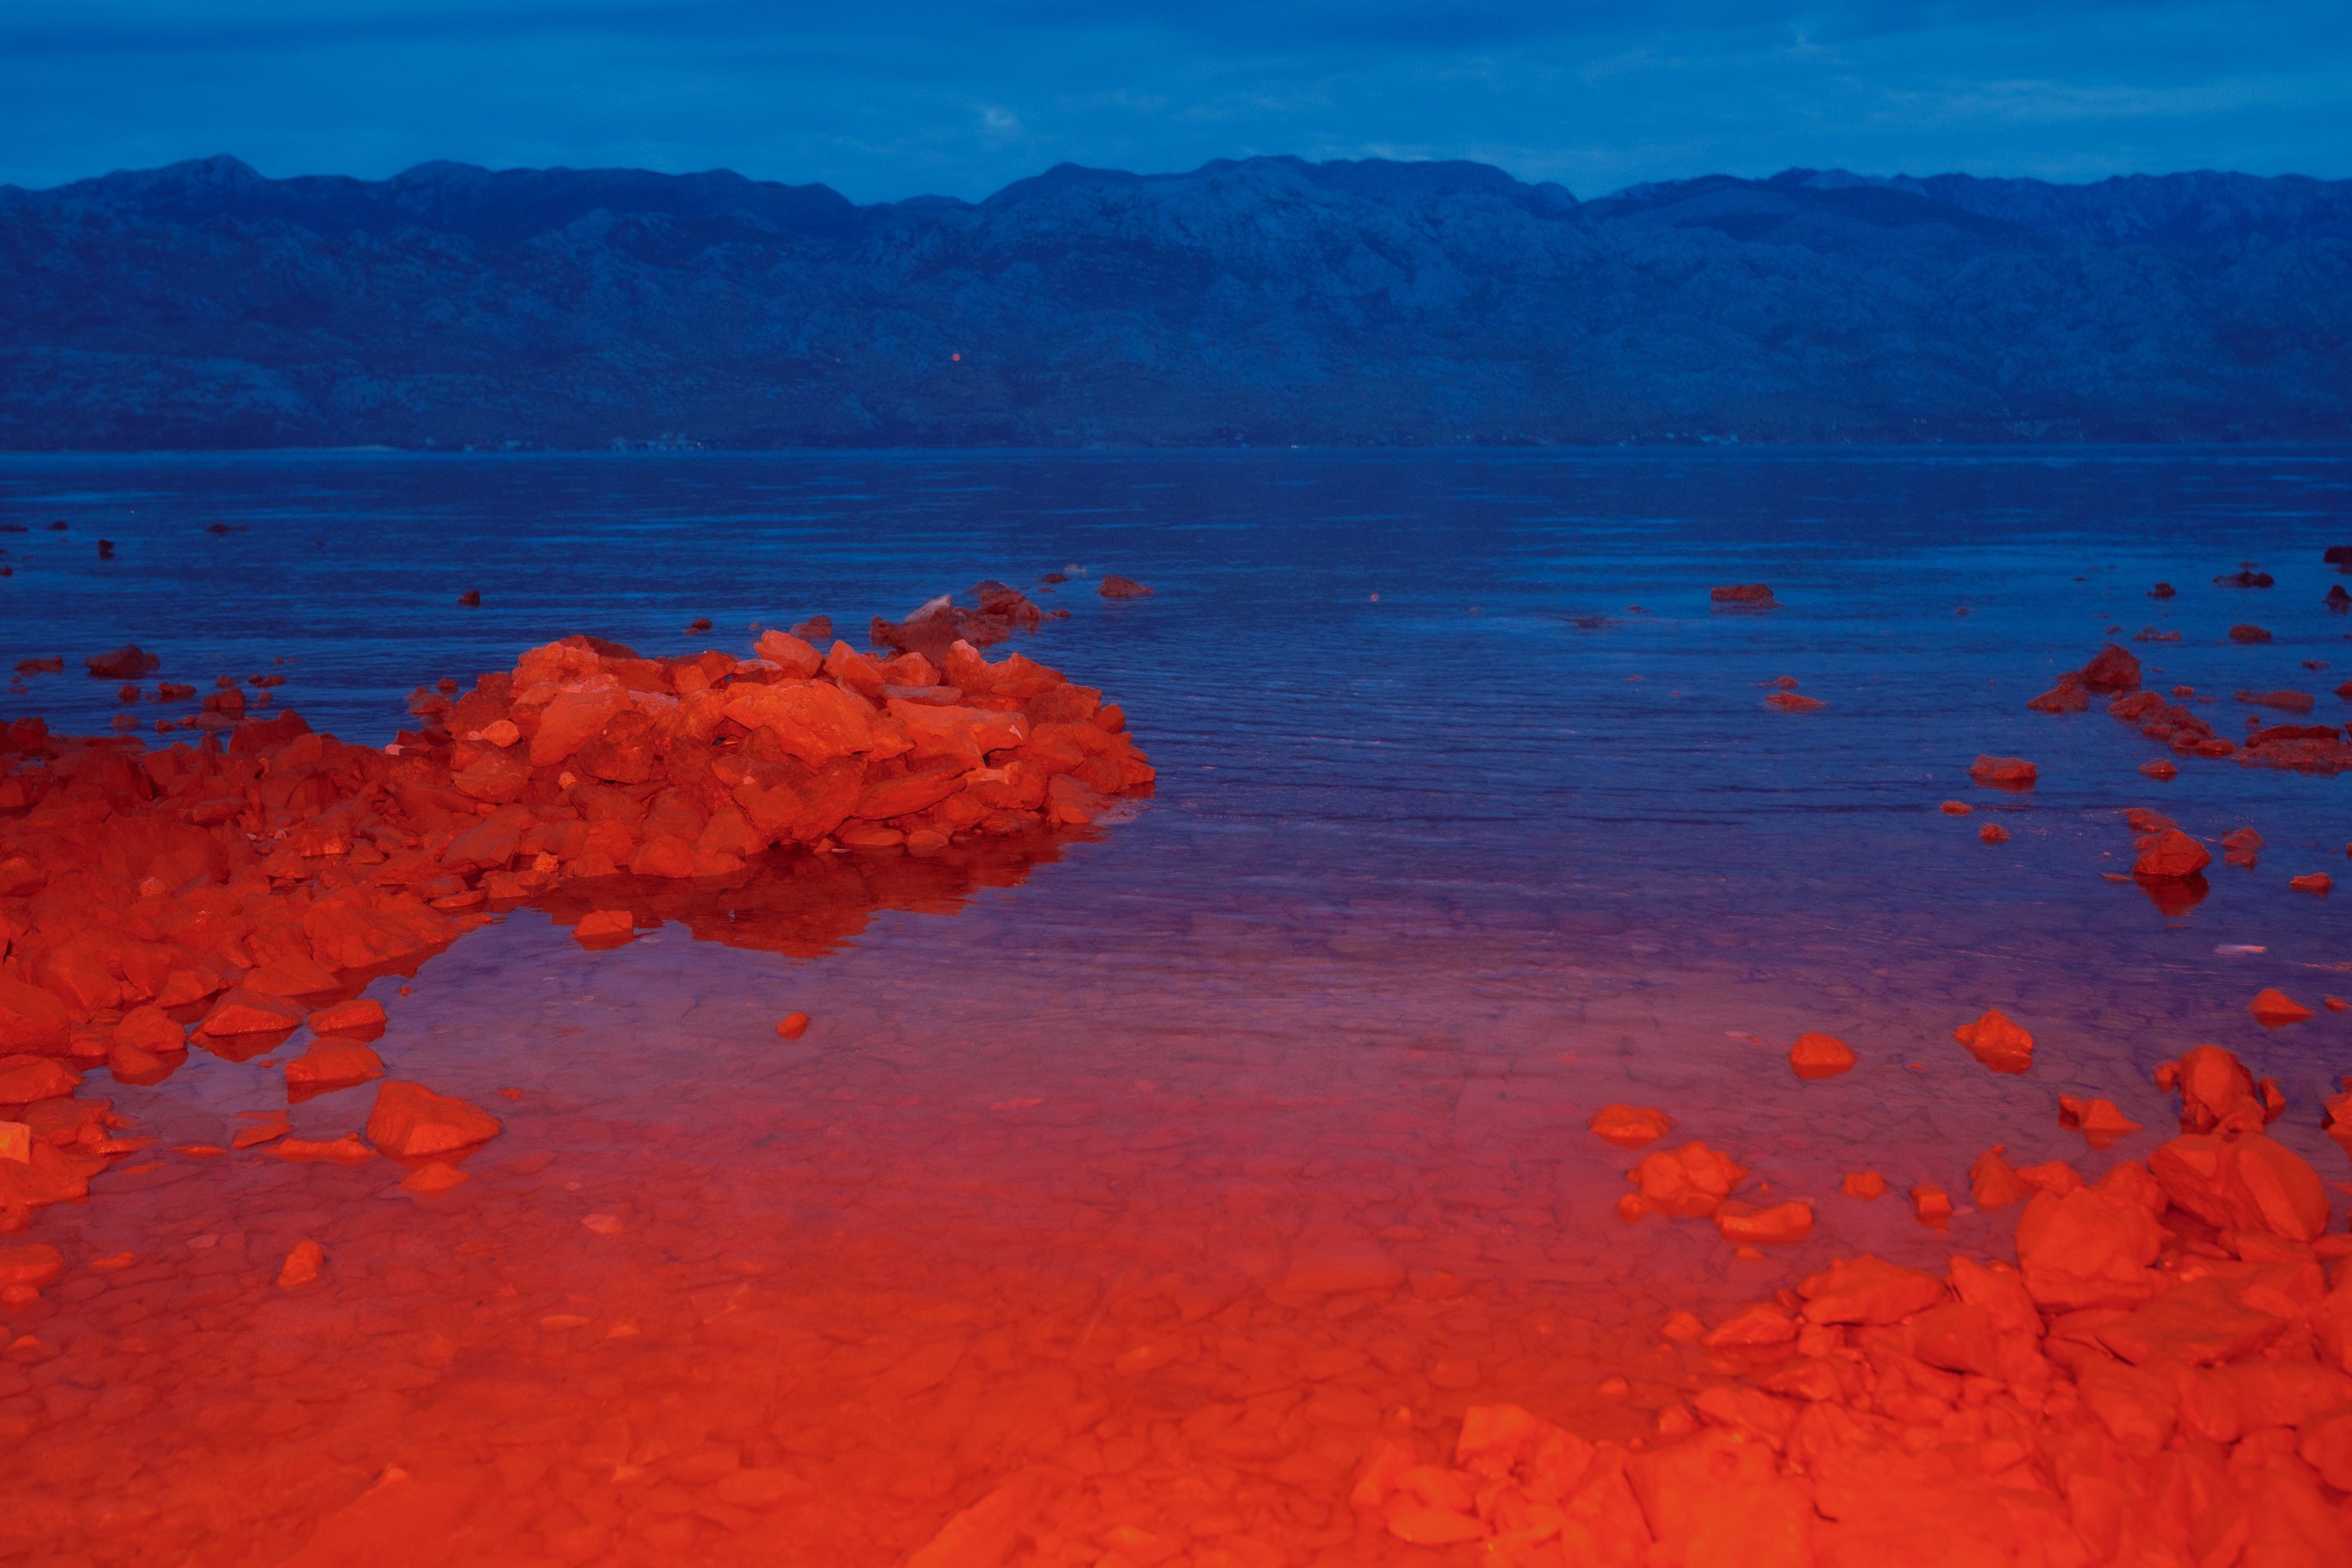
[{"xmin": 1, "ymin": 154, "xmax": 2345, "ymax": 448}]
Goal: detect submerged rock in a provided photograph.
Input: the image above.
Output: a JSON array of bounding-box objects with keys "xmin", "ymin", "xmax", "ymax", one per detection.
[
  {"xmin": 84, "ymin": 645, "xmax": 160, "ymax": 680},
  {"xmin": 1586, "ymin": 1104, "xmax": 1669, "ymax": 1148}
]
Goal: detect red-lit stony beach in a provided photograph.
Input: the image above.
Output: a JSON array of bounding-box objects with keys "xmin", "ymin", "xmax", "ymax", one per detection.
[{"xmin": 5, "ymin": 449, "xmax": 2352, "ymax": 1566}]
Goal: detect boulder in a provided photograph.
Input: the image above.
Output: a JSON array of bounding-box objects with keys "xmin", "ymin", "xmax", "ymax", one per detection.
[
  {"xmin": 1967, "ymin": 755, "xmax": 2037, "ymax": 789},
  {"xmin": 285, "ymin": 1040, "xmax": 386, "ymax": 1091},
  {"xmin": 1954, "ymin": 1008, "xmax": 2034, "ymax": 1073},
  {"xmin": 1588, "ymin": 1104, "xmax": 1669, "ymax": 1147},
  {"xmin": 365, "ymin": 1080, "xmax": 502, "ymax": 1158},
  {"xmin": 1788, "ymin": 1032, "xmax": 1855, "ymax": 1080},
  {"xmin": 2132, "ymin": 828, "xmax": 2210, "ymax": 879}
]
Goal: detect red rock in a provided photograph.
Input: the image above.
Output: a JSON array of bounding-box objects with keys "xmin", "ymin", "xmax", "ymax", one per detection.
[
  {"xmin": 1910, "ymin": 1180, "xmax": 1954, "ymax": 1228},
  {"xmin": 2132, "ymin": 827, "xmax": 2210, "ymax": 878},
  {"xmin": 2014, "ymin": 1180, "xmax": 2162, "ymax": 1309},
  {"xmin": 306, "ymin": 996, "xmax": 387, "ymax": 1036},
  {"xmin": 112, "ymin": 1004, "xmax": 187, "ymax": 1055},
  {"xmin": 1587, "ymin": 1104, "xmax": 1668, "ymax": 1148},
  {"xmin": 2058, "ymin": 1094, "xmax": 2142, "ymax": 1149},
  {"xmin": 722, "ymin": 681, "xmax": 877, "ymax": 768},
  {"xmin": 532, "ymin": 681, "xmax": 638, "ymax": 768},
  {"xmin": 1953, "ymin": 1007, "xmax": 2033, "ymax": 1073},
  {"xmin": 197, "ymin": 987, "xmax": 306, "ymax": 1036},
  {"xmin": 2140, "ymin": 758, "xmax": 2178, "ymax": 779},
  {"xmin": 275, "ymin": 1134, "xmax": 373, "ymax": 1163},
  {"xmin": 1628, "ymin": 1429, "xmax": 1812, "ymax": 1567},
  {"xmin": 1762, "ymin": 691, "xmax": 1827, "ymax": 712},
  {"xmin": 2249, "ymin": 987, "xmax": 2314, "ymax": 1025},
  {"xmin": 0, "ymin": 1242, "xmax": 64, "ymax": 1290},
  {"xmin": 1702, "ymin": 1302, "xmax": 1799, "ymax": 1348},
  {"xmin": 1978, "ymin": 822, "xmax": 2009, "ymax": 844},
  {"xmin": 1787, "ymin": 1031, "xmax": 1854, "ymax": 1080},
  {"xmin": 2027, "ymin": 673, "xmax": 2089, "ymax": 713},
  {"xmin": 2075, "ymin": 1356, "xmax": 2180, "ymax": 1454},
  {"xmin": 1799, "ymin": 1254, "xmax": 1944, "ymax": 1324},
  {"xmin": 822, "ymin": 640, "xmax": 887, "ymax": 695},
  {"xmin": 775, "ymin": 1012, "xmax": 810, "ymax": 1040},
  {"xmin": 2097, "ymin": 1274, "xmax": 2289, "ymax": 1367},
  {"xmin": 230, "ymin": 1115, "xmax": 290, "ymax": 1149},
  {"xmin": 2291, "ymin": 873, "xmax": 2335, "ymax": 894},
  {"xmin": 0, "ymin": 978, "xmax": 71, "ymax": 1055},
  {"xmin": 2015, "ymin": 1159, "xmax": 2082, "ymax": 1196},
  {"xmin": 2238, "ymin": 688, "xmax": 2316, "ymax": 714},
  {"xmin": 1714, "ymin": 1200, "xmax": 1813, "ymax": 1244},
  {"xmin": 1968, "ymin": 1145, "xmax": 2034, "ymax": 1210},
  {"xmin": 285, "ymin": 1040, "xmax": 386, "ymax": 1091},
  {"xmin": 400, "ymin": 1160, "xmax": 470, "ymax": 1196},
  {"xmin": 1709, "ymin": 584, "xmax": 1776, "ymax": 604},
  {"xmin": 1939, "ymin": 800, "xmax": 1972, "ymax": 815},
  {"xmin": 1628, "ymin": 1142, "xmax": 1747, "ymax": 1218},
  {"xmin": 0, "ymin": 606, "xmax": 1155, "ymax": 1270},
  {"xmin": 244, "ymin": 953, "xmax": 341, "ymax": 998},
  {"xmin": 365, "ymin": 1080, "xmax": 502, "ymax": 1158},
  {"xmin": 2178, "ymin": 1360, "xmax": 2352, "ymax": 1443},
  {"xmin": 751, "ymin": 629, "xmax": 824, "ymax": 678},
  {"xmin": 2299, "ymin": 1409, "xmax": 2352, "ymax": 1490},
  {"xmin": 1098, "ymin": 575, "xmax": 1154, "ymax": 599},
  {"xmin": 273, "ymin": 1464, "xmax": 489, "ymax": 1568},
  {"xmin": 2080, "ymin": 644, "xmax": 2142, "ymax": 692},
  {"xmin": 2229, "ymin": 623, "xmax": 2272, "ymax": 643},
  {"xmin": 2149, "ymin": 1131, "xmax": 2328, "ymax": 1240},
  {"xmin": 1967, "ymin": 754, "xmax": 2037, "ymax": 789},
  {"xmin": 85, "ymin": 644, "xmax": 159, "ymax": 679},
  {"xmin": 0, "ymin": 1055, "xmax": 79, "ymax": 1105},
  {"xmin": 573, "ymin": 908, "xmax": 634, "ymax": 946},
  {"xmin": 277, "ymin": 1239, "xmax": 324, "ymax": 1287},
  {"xmin": 1839, "ymin": 1170, "xmax": 1886, "ymax": 1200},
  {"xmin": 626, "ymin": 835, "xmax": 698, "ymax": 878}
]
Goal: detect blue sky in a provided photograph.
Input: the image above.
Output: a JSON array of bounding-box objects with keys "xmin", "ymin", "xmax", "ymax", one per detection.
[{"xmin": 4, "ymin": 1, "xmax": 2346, "ymax": 198}]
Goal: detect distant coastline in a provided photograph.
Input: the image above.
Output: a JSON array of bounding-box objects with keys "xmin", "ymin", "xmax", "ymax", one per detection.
[{"xmin": 2, "ymin": 154, "xmax": 2346, "ymax": 450}]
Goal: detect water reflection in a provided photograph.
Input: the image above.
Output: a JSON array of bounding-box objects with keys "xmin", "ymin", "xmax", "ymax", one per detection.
[{"xmin": 526, "ymin": 827, "xmax": 1102, "ymax": 960}]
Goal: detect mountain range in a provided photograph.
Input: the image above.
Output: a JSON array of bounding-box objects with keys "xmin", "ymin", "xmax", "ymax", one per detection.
[{"xmin": 1, "ymin": 154, "xmax": 2346, "ymax": 448}]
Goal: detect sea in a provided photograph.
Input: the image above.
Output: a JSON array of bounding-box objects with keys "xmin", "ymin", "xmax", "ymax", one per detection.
[{"xmin": 2, "ymin": 446, "xmax": 2349, "ymax": 1563}]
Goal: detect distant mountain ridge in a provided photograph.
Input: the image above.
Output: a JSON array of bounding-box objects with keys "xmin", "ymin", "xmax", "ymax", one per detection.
[{"xmin": 1, "ymin": 153, "xmax": 2345, "ymax": 448}]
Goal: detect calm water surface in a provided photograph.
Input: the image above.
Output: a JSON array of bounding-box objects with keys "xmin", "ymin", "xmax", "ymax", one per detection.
[{"xmin": 2, "ymin": 448, "xmax": 2350, "ymax": 1566}]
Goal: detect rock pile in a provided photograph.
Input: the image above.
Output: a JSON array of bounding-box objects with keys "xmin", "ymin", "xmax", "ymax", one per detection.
[
  {"xmin": 1355, "ymin": 1042, "xmax": 2352, "ymax": 1565},
  {"xmin": 2034, "ymin": 642, "xmax": 2352, "ymax": 775},
  {"xmin": 0, "ymin": 615, "xmax": 1152, "ymax": 1229}
]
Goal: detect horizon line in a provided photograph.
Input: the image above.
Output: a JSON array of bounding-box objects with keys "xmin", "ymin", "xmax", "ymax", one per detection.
[{"xmin": 10, "ymin": 149, "xmax": 2346, "ymax": 209}]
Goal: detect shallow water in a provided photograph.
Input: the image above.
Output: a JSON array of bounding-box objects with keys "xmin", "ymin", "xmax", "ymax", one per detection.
[{"xmin": 3, "ymin": 447, "xmax": 2352, "ymax": 1564}]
